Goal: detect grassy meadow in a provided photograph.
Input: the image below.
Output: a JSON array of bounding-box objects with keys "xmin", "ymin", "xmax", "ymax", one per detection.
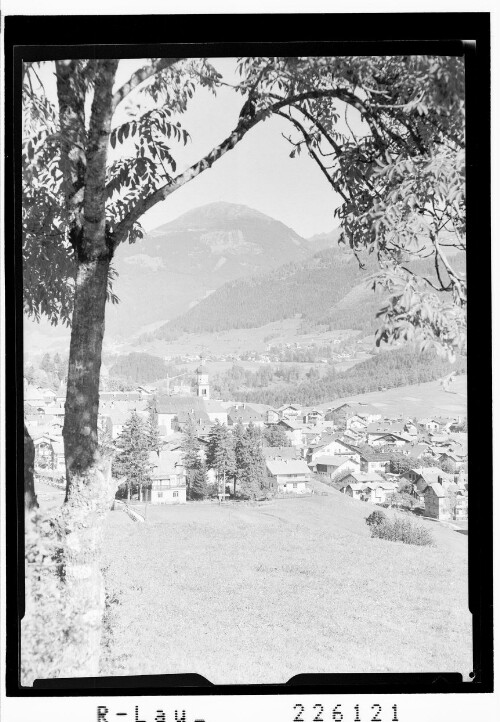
[{"xmin": 100, "ymin": 485, "xmax": 471, "ymax": 684}]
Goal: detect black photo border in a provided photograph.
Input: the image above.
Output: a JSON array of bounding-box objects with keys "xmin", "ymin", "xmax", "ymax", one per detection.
[{"xmin": 3, "ymin": 11, "xmax": 492, "ymax": 697}]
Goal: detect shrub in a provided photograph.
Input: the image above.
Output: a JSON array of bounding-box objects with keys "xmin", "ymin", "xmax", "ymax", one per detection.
[
  {"xmin": 365, "ymin": 510, "xmax": 387, "ymax": 527},
  {"xmin": 21, "ymin": 511, "xmax": 85, "ymax": 685},
  {"xmin": 369, "ymin": 515, "xmax": 435, "ymax": 546}
]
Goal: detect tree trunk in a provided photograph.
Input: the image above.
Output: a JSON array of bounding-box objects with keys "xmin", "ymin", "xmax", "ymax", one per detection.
[
  {"xmin": 24, "ymin": 423, "xmax": 38, "ymax": 512},
  {"xmin": 58, "ymin": 253, "xmax": 117, "ymax": 678},
  {"xmin": 63, "ymin": 255, "xmax": 110, "ymax": 498}
]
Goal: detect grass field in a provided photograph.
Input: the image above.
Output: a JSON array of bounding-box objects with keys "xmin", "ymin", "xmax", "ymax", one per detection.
[
  {"xmin": 100, "ymin": 484, "xmax": 471, "ymax": 684},
  {"xmin": 313, "ymin": 374, "xmax": 467, "ymax": 418}
]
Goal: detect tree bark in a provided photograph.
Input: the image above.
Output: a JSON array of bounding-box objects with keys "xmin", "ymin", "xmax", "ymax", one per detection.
[
  {"xmin": 24, "ymin": 423, "xmax": 38, "ymax": 511},
  {"xmin": 63, "ymin": 255, "xmax": 110, "ymax": 498},
  {"xmin": 55, "ymin": 59, "xmax": 118, "ymax": 678}
]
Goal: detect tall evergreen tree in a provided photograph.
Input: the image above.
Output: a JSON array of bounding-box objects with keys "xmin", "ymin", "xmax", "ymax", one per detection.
[
  {"xmin": 239, "ymin": 423, "xmax": 267, "ymax": 500},
  {"xmin": 181, "ymin": 418, "xmax": 202, "ymax": 499},
  {"xmin": 112, "ymin": 411, "xmax": 151, "ymax": 501},
  {"xmin": 206, "ymin": 421, "xmax": 236, "ymax": 496},
  {"xmin": 146, "ymin": 396, "xmax": 162, "ymax": 456},
  {"xmin": 190, "ymin": 462, "xmax": 209, "ymax": 500},
  {"xmin": 232, "ymin": 420, "xmax": 246, "ymax": 496}
]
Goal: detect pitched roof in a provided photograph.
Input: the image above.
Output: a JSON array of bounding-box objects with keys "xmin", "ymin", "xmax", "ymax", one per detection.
[
  {"xmin": 227, "ymin": 405, "xmax": 263, "ymax": 422},
  {"xmin": 315, "ymin": 454, "xmax": 357, "ymax": 467},
  {"xmin": 331, "ymin": 402, "xmax": 381, "ymax": 416},
  {"xmin": 149, "ymin": 449, "xmax": 184, "ymax": 477},
  {"xmin": 408, "ymin": 467, "xmax": 453, "ymax": 485},
  {"xmin": 346, "ymin": 471, "xmax": 384, "ymax": 483},
  {"xmin": 204, "ymin": 399, "xmax": 228, "ymax": 414},
  {"xmin": 266, "ymin": 459, "xmax": 311, "ymax": 476},
  {"xmin": 156, "ymin": 396, "xmax": 208, "ymax": 415},
  {"xmin": 359, "ymin": 451, "xmax": 392, "ymax": 462},
  {"xmin": 278, "ymin": 404, "xmax": 302, "ymax": 411},
  {"xmin": 426, "ymin": 483, "xmax": 447, "ymax": 498}
]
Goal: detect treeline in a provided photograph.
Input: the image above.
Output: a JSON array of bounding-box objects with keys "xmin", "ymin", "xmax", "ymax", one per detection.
[
  {"xmin": 212, "ymin": 348, "xmax": 467, "ymax": 407},
  {"xmin": 24, "ymin": 352, "xmax": 68, "ymax": 392},
  {"xmin": 109, "ymin": 352, "xmax": 187, "ymax": 384},
  {"xmin": 211, "ymin": 363, "xmax": 314, "ymax": 399},
  {"xmin": 267, "ymin": 343, "xmax": 349, "ymax": 363}
]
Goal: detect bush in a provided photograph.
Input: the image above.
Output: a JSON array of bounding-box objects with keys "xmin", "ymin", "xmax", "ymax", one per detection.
[
  {"xmin": 365, "ymin": 510, "xmax": 387, "ymax": 527},
  {"xmin": 22, "ymin": 511, "xmax": 85, "ymax": 685},
  {"xmin": 369, "ymin": 515, "xmax": 435, "ymax": 546}
]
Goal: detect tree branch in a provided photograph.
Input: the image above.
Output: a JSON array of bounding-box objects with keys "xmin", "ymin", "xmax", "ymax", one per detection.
[
  {"xmin": 112, "ymin": 88, "xmax": 363, "ymax": 246},
  {"xmin": 82, "ymin": 59, "xmax": 119, "ymax": 259},
  {"xmin": 111, "ymin": 58, "xmax": 184, "ymax": 114}
]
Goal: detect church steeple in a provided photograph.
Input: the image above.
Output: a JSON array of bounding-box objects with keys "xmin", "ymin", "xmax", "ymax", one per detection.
[{"xmin": 196, "ymin": 356, "xmax": 210, "ymax": 399}]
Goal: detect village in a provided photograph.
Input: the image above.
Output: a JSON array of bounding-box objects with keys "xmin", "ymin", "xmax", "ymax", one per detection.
[{"xmin": 25, "ymin": 361, "xmax": 468, "ymax": 524}]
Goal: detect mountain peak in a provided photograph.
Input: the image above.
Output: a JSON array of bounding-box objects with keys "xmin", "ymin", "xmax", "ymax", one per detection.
[{"xmin": 151, "ymin": 202, "xmax": 303, "ymax": 236}]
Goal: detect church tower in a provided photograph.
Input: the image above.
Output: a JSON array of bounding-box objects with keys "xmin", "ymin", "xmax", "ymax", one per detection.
[{"xmin": 196, "ymin": 359, "xmax": 210, "ymax": 399}]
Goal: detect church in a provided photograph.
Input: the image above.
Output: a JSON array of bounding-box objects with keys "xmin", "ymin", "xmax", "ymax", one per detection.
[{"xmin": 155, "ymin": 360, "xmax": 228, "ymax": 435}]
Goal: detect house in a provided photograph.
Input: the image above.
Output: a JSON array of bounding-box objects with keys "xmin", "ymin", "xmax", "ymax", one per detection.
[
  {"xmin": 366, "ymin": 423, "xmax": 413, "ymax": 447},
  {"xmin": 204, "ymin": 399, "xmax": 228, "ymax": 425},
  {"xmin": 301, "ymin": 408, "xmax": 325, "ymax": 426},
  {"xmin": 423, "ymin": 482, "xmax": 451, "ymax": 520},
  {"xmin": 309, "ymin": 436, "xmax": 361, "ymax": 464},
  {"xmin": 437, "ymin": 451, "xmax": 466, "ymax": 472},
  {"xmin": 155, "ymin": 397, "xmax": 210, "ymax": 434},
  {"xmin": 359, "ymin": 451, "xmax": 391, "ymax": 474},
  {"xmin": 106, "ymin": 407, "xmax": 148, "ymax": 439},
  {"xmin": 343, "ymin": 482, "xmax": 366, "ymax": 500},
  {"xmin": 266, "ymin": 408, "xmax": 281, "ymax": 424},
  {"xmin": 401, "ymin": 467, "xmax": 454, "ymax": 497},
  {"xmin": 314, "ymin": 454, "xmax": 360, "ymax": 480},
  {"xmin": 453, "ymin": 489, "xmax": 468, "ymax": 520},
  {"xmin": 341, "ymin": 471, "xmax": 384, "ymax": 493},
  {"xmin": 227, "ymin": 404, "xmax": 263, "ymax": 427},
  {"xmin": 33, "ymin": 435, "xmax": 65, "ymax": 473},
  {"xmin": 148, "ymin": 449, "xmax": 187, "ymax": 504},
  {"xmin": 361, "ymin": 481, "xmax": 399, "ymax": 504},
  {"xmin": 345, "ymin": 414, "xmax": 369, "ymax": 432},
  {"xmin": 278, "ymin": 404, "xmax": 302, "ymax": 420},
  {"xmin": 266, "ymin": 458, "xmax": 311, "ymax": 494},
  {"xmin": 325, "ymin": 403, "xmax": 381, "ymax": 427},
  {"xmin": 276, "ymin": 419, "xmax": 306, "ymax": 446}
]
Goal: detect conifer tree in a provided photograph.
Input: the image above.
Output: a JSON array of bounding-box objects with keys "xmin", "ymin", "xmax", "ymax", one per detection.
[
  {"xmin": 146, "ymin": 396, "xmax": 162, "ymax": 456},
  {"xmin": 190, "ymin": 462, "xmax": 209, "ymax": 500},
  {"xmin": 232, "ymin": 420, "xmax": 246, "ymax": 496},
  {"xmin": 112, "ymin": 411, "xmax": 151, "ymax": 500},
  {"xmin": 206, "ymin": 421, "xmax": 236, "ymax": 496},
  {"xmin": 181, "ymin": 417, "xmax": 202, "ymax": 499},
  {"xmin": 238, "ymin": 422, "xmax": 267, "ymax": 500}
]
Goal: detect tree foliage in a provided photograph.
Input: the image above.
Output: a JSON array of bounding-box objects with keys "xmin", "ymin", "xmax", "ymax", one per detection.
[
  {"xmin": 112, "ymin": 411, "xmax": 152, "ymax": 498},
  {"xmin": 234, "ymin": 56, "xmax": 466, "ymax": 357},
  {"xmin": 263, "ymin": 424, "xmax": 291, "ymax": 447},
  {"xmin": 145, "ymin": 397, "xmax": 162, "ymax": 456},
  {"xmin": 206, "ymin": 421, "xmax": 236, "ymax": 493}
]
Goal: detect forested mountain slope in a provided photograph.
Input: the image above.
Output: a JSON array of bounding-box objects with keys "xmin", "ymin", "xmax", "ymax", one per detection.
[{"xmin": 154, "ymin": 246, "xmax": 466, "ymax": 341}]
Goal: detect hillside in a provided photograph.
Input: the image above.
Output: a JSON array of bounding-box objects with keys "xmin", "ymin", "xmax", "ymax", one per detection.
[
  {"xmin": 153, "ymin": 245, "xmax": 466, "ymax": 342},
  {"xmin": 100, "ymin": 492, "xmax": 470, "ymax": 683},
  {"xmin": 105, "ymin": 201, "xmax": 332, "ymax": 338},
  {"xmin": 212, "ymin": 347, "xmax": 467, "ymax": 407},
  {"xmin": 153, "ymin": 246, "xmax": 380, "ymax": 341}
]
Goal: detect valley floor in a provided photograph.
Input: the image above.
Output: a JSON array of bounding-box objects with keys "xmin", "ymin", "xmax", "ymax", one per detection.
[{"xmin": 100, "ymin": 483, "xmax": 471, "ymax": 685}]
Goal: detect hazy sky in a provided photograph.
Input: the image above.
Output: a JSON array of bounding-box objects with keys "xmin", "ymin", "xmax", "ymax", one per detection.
[{"xmin": 35, "ymin": 57, "xmax": 354, "ymax": 237}]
